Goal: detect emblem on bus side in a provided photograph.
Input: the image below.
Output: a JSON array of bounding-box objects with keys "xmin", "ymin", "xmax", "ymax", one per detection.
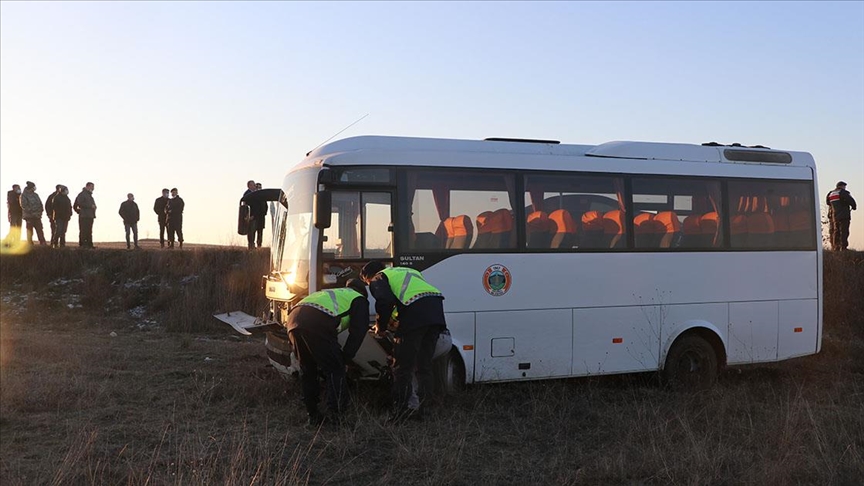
[{"xmin": 483, "ymin": 264, "xmax": 512, "ymax": 296}]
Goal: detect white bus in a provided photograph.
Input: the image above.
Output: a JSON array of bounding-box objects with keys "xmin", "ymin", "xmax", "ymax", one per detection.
[{"xmin": 244, "ymin": 135, "xmax": 822, "ymax": 390}]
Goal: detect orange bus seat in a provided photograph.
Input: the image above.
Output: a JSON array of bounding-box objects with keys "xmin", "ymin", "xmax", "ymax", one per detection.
[
  {"xmin": 549, "ymin": 209, "xmax": 577, "ymax": 249},
  {"xmin": 580, "ymin": 211, "xmax": 605, "ymax": 248},
  {"xmin": 654, "ymin": 211, "xmax": 683, "ymax": 248},
  {"xmin": 602, "ymin": 210, "xmax": 625, "ymax": 248},
  {"xmin": 444, "ymin": 215, "xmax": 473, "ymax": 250},
  {"xmin": 526, "ymin": 211, "xmax": 553, "ymax": 248}
]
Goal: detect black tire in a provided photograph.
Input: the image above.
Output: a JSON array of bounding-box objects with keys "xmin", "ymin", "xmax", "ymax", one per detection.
[
  {"xmin": 662, "ymin": 334, "xmax": 718, "ymax": 390},
  {"xmin": 434, "ymin": 348, "xmax": 465, "ymax": 395}
]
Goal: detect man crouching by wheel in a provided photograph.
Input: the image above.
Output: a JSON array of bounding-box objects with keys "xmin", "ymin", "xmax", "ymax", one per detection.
[{"xmin": 360, "ymin": 261, "xmax": 447, "ymax": 423}]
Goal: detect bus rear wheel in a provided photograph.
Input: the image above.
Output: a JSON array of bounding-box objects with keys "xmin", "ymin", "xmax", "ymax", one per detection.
[
  {"xmin": 662, "ymin": 334, "xmax": 717, "ymax": 390},
  {"xmin": 434, "ymin": 349, "xmax": 465, "ymax": 395}
]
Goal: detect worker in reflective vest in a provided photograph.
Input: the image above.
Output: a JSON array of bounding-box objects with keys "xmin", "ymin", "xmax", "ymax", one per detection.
[
  {"xmin": 285, "ymin": 279, "xmax": 369, "ymax": 426},
  {"xmin": 360, "ymin": 261, "xmax": 447, "ymax": 422}
]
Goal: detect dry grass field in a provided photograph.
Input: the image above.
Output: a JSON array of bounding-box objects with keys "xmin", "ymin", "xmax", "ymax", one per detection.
[{"xmin": 1, "ymin": 247, "xmax": 862, "ymax": 485}]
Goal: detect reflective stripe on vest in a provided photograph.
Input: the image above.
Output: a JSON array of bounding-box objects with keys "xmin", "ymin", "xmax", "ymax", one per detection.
[
  {"xmin": 297, "ymin": 288, "xmax": 363, "ymax": 332},
  {"xmin": 828, "ymin": 190, "xmax": 841, "ymax": 204},
  {"xmin": 380, "ymin": 267, "xmax": 442, "ymax": 306}
]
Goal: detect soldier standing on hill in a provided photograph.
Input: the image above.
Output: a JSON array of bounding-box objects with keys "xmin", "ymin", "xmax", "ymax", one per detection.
[
  {"xmin": 827, "ymin": 181, "xmax": 858, "ymax": 251},
  {"xmin": 51, "ymin": 186, "xmax": 72, "ymax": 248},
  {"xmin": 165, "ymin": 188, "xmax": 184, "ymax": 249},
  {"xmin": 154, "ymin": 188, "xmax": 170, "ymax": 248},
  {"xmin": 73, "ymin": 182, "xmax": 97, "ymax": 248}
]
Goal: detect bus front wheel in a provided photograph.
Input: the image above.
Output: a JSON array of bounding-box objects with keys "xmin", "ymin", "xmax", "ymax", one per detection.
[
  {"xmin": 662, "ymin": 334, "xmax": 718, "ymax": 390},
  {"xmin": 434, "ymin": 349, "xmax": 465, "ymax": 395}
]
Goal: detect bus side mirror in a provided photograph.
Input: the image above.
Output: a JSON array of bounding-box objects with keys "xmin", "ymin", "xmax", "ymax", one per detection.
[{"xmin": 314, "ymin": 191, "xmax": 332, "ymax": 229}]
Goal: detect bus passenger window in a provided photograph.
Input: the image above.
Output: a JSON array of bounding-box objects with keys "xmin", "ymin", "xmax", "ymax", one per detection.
[
  {"xmin": 524, "ymin": 174, "xmax": 624, "ymax": 250},
  {"xmin": 405, "ymin": 169, "xmax": 516, "ymax": 251},
  {"xmin": 632, "ymin": 178, "xmax": 722, "ymax": 250},
  {"xmin": 727, "ymin": 181, "xmax": 814, "ymax": 250}
]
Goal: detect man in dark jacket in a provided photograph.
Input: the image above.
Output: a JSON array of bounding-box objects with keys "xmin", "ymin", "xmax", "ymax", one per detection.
[
  {"xmin": 153, "ymin": 188, "xmax": 170, "ymax": 248},
  {"xmin": 827, "ymin": 181, "xmax": 858, "ymax": 251},
  {"xmin": 165, "ymin": 188, "xmax": 184, "ymax": 249},
  {"xmin": 119, "ymin": 193, "xmax": 140, "ymax": 250},
  {"xmin": 248, "ymin": 193, "xmax": 268, "ymax": 249},
  {"xmin": 5, "ymin": 184, "xmax": 23, "ymax": 243},
  {"xmin": 360, "ymin": 261, "xmax": 447, "ymax": 422},
  {"xmin": 51, "ymin": 186, "xmax": 72, "ymax": 248},
  {"xmin": 44, "ymin": 184, "xmax": 61, "ymax": 247},
  {"xmin": 73, "ymin": 182, "xmax": 97, "ymax": 248},
  {"xmin": 286, "ymin": 279, "xmax": 370, "ymax": 425}
]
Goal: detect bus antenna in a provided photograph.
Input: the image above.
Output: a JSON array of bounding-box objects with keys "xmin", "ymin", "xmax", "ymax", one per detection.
[{"xmin": 308, "ymin": 113, "xmax": 369, "ymax": 156}]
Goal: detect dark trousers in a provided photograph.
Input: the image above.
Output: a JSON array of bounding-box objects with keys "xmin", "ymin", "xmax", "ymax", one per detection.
[
  {"xmin": 289, "ymin": 329, "xmax": 348, "ymax": 416},
  {"xmin": 49, "ymin": 219, "xmax": 56, "ymax": 245},
  {"xmin": 392, "ymin": 325, "xmax": 443, "ymax": 414},
  {"xmin": 247, "ymin": 218, "xmax": 264, "ymax": 248},
  {"xmin": 52, "ymin": 219, "xmax": 68, "ymax": 247},
  {"xmin": 78, "ymin": 216, "xmax": 94, "ymax": 248},
  {"xmin": 9, "ymin": 214, "xmax": 22, "ymax": 229},
  {"xmin": 24, "ymin": 217, "xmax": 46, "ymax": 245},
  {"xmin": 158, "ymin": 217, "xmax": 167, "ymax": 246},
  {"xmin": 124, "ymin": 222, "xmax": 139, "ymax": 247},
  {"xmin": 167, "ymin": 217, "xmax": 183, "ymax": 245},
  {"xmin": 833, "ymin": 219, "xmax": 851, "ymax": 250}
]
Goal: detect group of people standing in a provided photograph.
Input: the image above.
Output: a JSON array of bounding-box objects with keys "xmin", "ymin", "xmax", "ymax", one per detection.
[
  {"xmin": 4, "ymin": 182, "xmax": 185, "ymax": 250},
  {"xmin": 826, "ymin": 181, "xmax": 857, "ymax": 251},
  {"xmin": 152, "ymin": 188, "xmax": 185, "ymax": 249},
  {"xmin": 5, "ymin": 181, "xmax": 97, "ymax": 248}
]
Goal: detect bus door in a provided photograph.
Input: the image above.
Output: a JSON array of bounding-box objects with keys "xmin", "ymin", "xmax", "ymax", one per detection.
[{"xmin": 319, "ymin": 190, "xmax": 394, "ymax": 288}]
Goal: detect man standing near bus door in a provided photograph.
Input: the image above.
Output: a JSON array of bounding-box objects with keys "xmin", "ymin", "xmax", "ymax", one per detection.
[
  {"xmin": 360, "ymin": 261, "xmax": 447, "ymax": 423},
  {"xmin": 286, "ymin": 279, "xmax": 370, "ymax": 426},
  {"xmin": 827, "ymin": 181, "xmax": 857, "ymax": 251},
  {"xmin": 154, "ymin": 188, "xmax": 170, "ymax": 248}
]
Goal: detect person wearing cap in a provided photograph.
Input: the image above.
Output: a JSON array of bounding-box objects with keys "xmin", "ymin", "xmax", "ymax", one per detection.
[
  {"xmin": 285, "ymin": 279, "xmax": 370, "ymax": 426},
  {"xmin": 51, "ymin": 186, "xmax": 72, "ymax": 248},
  {"xmin": 73, "ymin": 182, "xmax": 97, "ymax": 248},
  {"xmin": 827, "ymin": 181, "xmax": 857, "ymax": 251},
  {"xmin": 360, "ymin": 261, "xmax": 447, "ymax": 422},
  {"xmin": 19, "ymin": 181, "xmax": 47, "ymax": 245},
  {"xmin": 153, "ymin": 189, "xmax": 170, "ymax": 248},
  {"xmin": 5, "ymin": 184, "xmax": 23, "ymax": 243}
]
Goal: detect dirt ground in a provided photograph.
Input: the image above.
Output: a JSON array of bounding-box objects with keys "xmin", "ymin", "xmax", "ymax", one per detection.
[{"xmin": 1, "ymin": 249, "xmax": 863, "ymax": 485}]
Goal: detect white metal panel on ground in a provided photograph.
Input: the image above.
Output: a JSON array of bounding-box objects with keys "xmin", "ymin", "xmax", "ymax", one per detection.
[
  {"xmin": 572, "ymin": 306, "xmax": 661, "ymax": 376},
  {"xmin": 778, "ymin": 300, "xmax": 819, "ymax": 359},
  {"xmin": 729, "ymin": 302, "xmax": 779, "ymax": 364},
  {"xmin": 475, "ymin": 309, "xmax": 572, "ymax": 382}
]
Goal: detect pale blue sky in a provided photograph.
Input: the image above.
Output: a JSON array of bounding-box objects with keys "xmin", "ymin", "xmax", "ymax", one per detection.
[{"xmin": 2, "ymin": 1, "xmax": 862, "ymax": 248}]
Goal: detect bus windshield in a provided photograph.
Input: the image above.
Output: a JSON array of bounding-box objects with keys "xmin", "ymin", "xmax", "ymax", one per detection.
[{"xmin": 271, "ymin": 167, "xmax": 318, "ymax": 290}]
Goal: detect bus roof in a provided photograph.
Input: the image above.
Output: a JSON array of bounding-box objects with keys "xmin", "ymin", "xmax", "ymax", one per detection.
[{"xmin": 296, "ymin": 135, "xmax": 816, "ymax": 172}]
